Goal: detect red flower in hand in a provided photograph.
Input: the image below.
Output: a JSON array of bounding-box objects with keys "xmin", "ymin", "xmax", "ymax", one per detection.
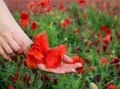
[
  {"xmin": 26, "ymin": 46, "xmax": 44, "ymax": 68},
  {"xmin": 25, "ymin": 31, "xmax": 84, "ymax": 72},
  {"xmin": 25, "ymin": 31, "xmax": 66, "ymax": 69},
  {"xmin": 45, "ymin": 44, "xmax": 66, "ymax": 68},
  {"xmin": 32, "ymin": 31, "xmax": 49, "ymax": 53}
]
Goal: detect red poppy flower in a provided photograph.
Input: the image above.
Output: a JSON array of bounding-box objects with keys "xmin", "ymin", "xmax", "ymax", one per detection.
[
  {"xmin": 33, "ymin": 8, "xmax": 39, "ymax": 14},
  {"xmin": 53, "ymin": 13, "xmax": 57, "ymax": 17},
  {"xmin": 101, "ymin": 2, "xmax": 110, "ymax": 10},
  {"xmin": 89, "ymin": 66, "xmax": 94, "ymax": 71},
  {"xmin": 99, "ymin": 25, "xmax": 106, "ymax": 30},
  {"xmin": 82, "ymin": 13, "xmax": 87, "ymax": 19},
  {"xmin": 105, "ymin": 27, "xmax": 111, "ymax": 35},
  {"xmin": 45, "ymin": 44, "xmax": 66, "ymax": 68},
  {"xmin": 97, "ymin": 32, "xmax": 101, "ymax": 37},
  {"xmin": 58, "ymin": 3, "xmax": 64, "ymax": 11},
  {"xmin": 30, "ymin": 21, "xmax": 37, "ymax": 30},
  {"xmin": 20, "ymin": 11, "xmax": 29, "ymax": 22},
  {"xmin": 64, "ymin": 18, "xmax": 71, "ymax": 24},
  {"xmin": 32, "ymin": 31, "xmax": 49, "ymax": 53},
  {"xmin": 37, "ymin": 0, "xmax": 49, "ymax": 8},
  {"xmin": 107, "ymin": 84, "xmax": 116, "ymax": 89},
  {"xmin": 20, "ymin": 20, "xmax": 28, "ymax": 28},
  {"xmin": 8, "ymin": 85, "xmax": 14, "ymax": 89},
  {"xmin": 25, "ymin": 46, "xmax": 44, "ymax": 68},
  {"xmin": 27, "ymin": 1, "xmax": 35, "ymax": 10},
  {"xmin": 108, "ymin": 10, "xmax": 115, "ymax": 15},
  {"xmin": 59, "ymin": 18, "xmax": 71, "ymax": 28},
  {"xmin": 45, "ymin": 5, "xmax": 52, "ymax": 12},
  {"xmin": 71, "ymin": 56, "xmax": 84, "ymax": 73},
  {"xmin": 100, "ymin": 56, "xmax": 108, "ymax": 64},
  {"xmin": 37, "ymin": 1, "xmax": 45, "ymax": 8},
  {"xmin": 26, "ymin": 31, "xmax": 49, "ymax": 68},
  {"xmin": 78, "ymin": 0, "xmax": 86, "ymax": 6},
  {"xmin": 25, "ymin": 31, "xmax": 66, "ymax": 69},
  {"xmin": 101, "ymin": 35, "xmax": 111, "ymax": 43},
  {"xmin": 20, "ymin": 11, "xmax": 29, "ymax": 28}
]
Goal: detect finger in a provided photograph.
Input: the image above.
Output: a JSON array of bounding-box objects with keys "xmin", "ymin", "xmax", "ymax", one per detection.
[
  {"xmin": 61, "ymin": 66, "xmax": 76, "ymax": 73},
  {"xmin": 37, "ymin": 64, "xmax": 65, "ymax": 74},
  {"xmin": 66, "ymin": 63, "xmax": 82, "ymax": 69},
  {"xmin": 62, "ymin": 55, "xmax": 73, "ymax": 63},
  {"xmin": 51, "ymin": 67, "xmax": 65, "ymax": 74},
  {"xmin": 60, "ymin": 63, "xmax": 77, "ymax": 73},
  {"xmin": 64, "ymin": 68, "xmax": 76, "ymax": 73},
  {"xmin": 7, "ymin": 36, "xmax": 23, "ymax": 54},
  {"xmin": 0, "ymin": 45, "xmax": 11, "ymax": 61},
  {"xmin": 0, "ymin": 38, "xmax": 16, "ymax": 57},
  {"xmin": 61, "ymin": 63, "xmax": 82, "ymax": 71},
  {"xmin": 13, "ymin": 33, "xmax": 27, "ymax": 54}
]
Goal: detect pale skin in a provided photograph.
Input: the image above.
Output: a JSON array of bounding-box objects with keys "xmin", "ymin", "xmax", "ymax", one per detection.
[{"xmin": 0, "ymin": 0, "xmax": 82, "ymax": 74}]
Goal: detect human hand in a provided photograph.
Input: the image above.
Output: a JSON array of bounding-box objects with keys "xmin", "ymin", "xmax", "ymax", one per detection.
[
  {"xmin": 37, "ymin": 55, "xmax": 82, "ymax": 74},
  {"xmin": 0, "ymin": 23, "xmax": 27, "ymax": 61}
]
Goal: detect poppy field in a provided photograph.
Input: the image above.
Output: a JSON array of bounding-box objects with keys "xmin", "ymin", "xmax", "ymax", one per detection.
[{"xmin": 0, "ymin": 0, "xmax": 120, "ymax": 89}]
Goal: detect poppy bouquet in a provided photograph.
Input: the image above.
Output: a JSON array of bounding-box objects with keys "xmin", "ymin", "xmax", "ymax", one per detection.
[{"xmin": 25, "ymin": 31, "xmax": 84, "ymax": 73}]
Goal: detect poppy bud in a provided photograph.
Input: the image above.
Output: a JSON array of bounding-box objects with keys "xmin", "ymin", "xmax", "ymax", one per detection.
[
  {"xmin": 105, "ymin": 50, "xmax": 111, "ymax": 55},
  {"xmin": 24, "ymin": 73, "xmax": 29, "ymax": 82},
  {"xmin": 45, "ymin": 75, "xmax": 51, "ymax": 81},
  {"xmin": 103, "ymin": 43, "xmax": 108, "ymax": 51},
  {"xmin": 36, "ymin": 71, "xmax": 39, "ymax": 77},
  {"xmin": 90, "ymin": 82, "xmax": 99, "ymax": 89},
  {"xmin": 118, "ymin": 69, "xmax": 120, "ymax": 76},
  {"xmin": 30, "ymin": 21, "xmax": 37, "ymax": 30},
  {"xmin": 40, "ymin": 75, "xmax": 44, "ymax": 81},
  {"xmin": 53, "ymin": 77, "xmax": 58, "ymax": 85},
  {"xmin": 117, "ymin": 32, "xmax": 120, "ymax": 40},
  {"xmin": 86, "ymin": 48, "xmax": 90, "ymax": 53},
  {"xmin": 96, "ymin": 46, "xmax": 100, "ymax": 53},
  {"xmin": 84, "ymin": 58, "xmax": 89, "ymax": 64}
]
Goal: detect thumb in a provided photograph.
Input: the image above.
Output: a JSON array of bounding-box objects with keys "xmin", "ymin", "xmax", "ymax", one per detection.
[{"xmin": 62, "ymin": 55, "xmax": 73, "ymax": 64}]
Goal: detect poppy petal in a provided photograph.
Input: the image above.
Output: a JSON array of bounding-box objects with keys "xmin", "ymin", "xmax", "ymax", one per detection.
[
  {"xmin": 32, "ymin": 31, "xmax": 49, "ymax": 52},
  {"xmin": 45, "ymin": 44, "xmax": 66, "ymax": 68},
  {"xmin": 25, "ymin": 46, "xmax": 44, "ymax": 68}
]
